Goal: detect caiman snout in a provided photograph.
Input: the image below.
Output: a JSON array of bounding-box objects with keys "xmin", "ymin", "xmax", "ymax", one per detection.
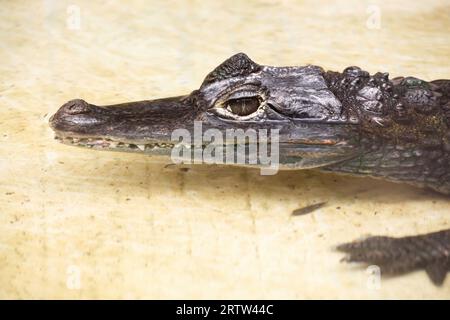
[
  {"xmin": 49, "ymin": 95, "xmax": 195, "ymax": 143},
  {"xmin": 49, "ymin": 99, "xmax": 108, "ymax": 134},
  {"xmin": 50, "ymin": 99, "xmax": 92, "ymax": 125},
  {"xmin": 59, "ymin": 99, "xmax": 91, "ymax": 115}
]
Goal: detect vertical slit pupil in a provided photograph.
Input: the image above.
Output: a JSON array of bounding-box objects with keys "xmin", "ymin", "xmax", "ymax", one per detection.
[{"xmin": 227, "ymin": 97, "xmax": 260, "ymax": 116}]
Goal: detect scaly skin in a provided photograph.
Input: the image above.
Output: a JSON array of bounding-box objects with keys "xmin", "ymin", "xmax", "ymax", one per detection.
[
  {"xmin": 323, "ymin": 68, "xmax": 450, "ymax": 194},
  {"xmin": 49, "ymin": 53, "xmax": 450, "ymax": 285}
]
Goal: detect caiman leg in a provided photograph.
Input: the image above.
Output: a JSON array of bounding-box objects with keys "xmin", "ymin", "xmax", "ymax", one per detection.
[{"xmin": 337, "ymin": 229, "xmax": 450, "ymax": 286}]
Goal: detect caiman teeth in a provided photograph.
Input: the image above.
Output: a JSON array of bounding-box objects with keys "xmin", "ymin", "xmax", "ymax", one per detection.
[{"xmin": 55, "ymin": 136, "xmax": 175, "ymax": 150}]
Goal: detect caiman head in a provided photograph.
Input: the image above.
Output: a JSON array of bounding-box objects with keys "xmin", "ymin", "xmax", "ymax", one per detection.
[{"xmin": 50, "ymin": 53, "xmax": 361, "ymax": 169}]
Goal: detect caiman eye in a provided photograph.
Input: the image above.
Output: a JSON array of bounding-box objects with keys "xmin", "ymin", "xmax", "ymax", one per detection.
[{"xmin": 226, "ymin": 97, "xmax": 261, "ymax": 116}]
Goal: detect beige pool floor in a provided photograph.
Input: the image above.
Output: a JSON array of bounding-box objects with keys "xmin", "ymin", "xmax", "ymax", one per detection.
[{"xmin": 0, "ymin": 0, "xmax": 449, "ymax": 299}]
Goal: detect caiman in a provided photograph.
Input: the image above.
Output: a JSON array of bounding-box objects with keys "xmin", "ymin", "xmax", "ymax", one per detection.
[{"xmin": 49, "ymin": 53, "xmax": 450, "ymax": 286}]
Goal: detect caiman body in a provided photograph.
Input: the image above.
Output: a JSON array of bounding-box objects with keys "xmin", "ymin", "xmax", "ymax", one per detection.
[{"xmin": 50, "ymin": 53, "xmax": 450, "ymax": 285}]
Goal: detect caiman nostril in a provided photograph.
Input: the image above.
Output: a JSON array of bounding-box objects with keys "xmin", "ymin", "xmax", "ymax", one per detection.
[{"xmin": 63, "ymin": 99, "xmax": 90, "ymax": 115}]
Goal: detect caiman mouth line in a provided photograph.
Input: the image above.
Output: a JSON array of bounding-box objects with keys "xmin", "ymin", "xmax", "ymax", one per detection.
[
  {"xmin": 55, "ymin": 135, "xmax": 296, "ymax": 152},
  {"xmin": 55, "ymin": 135, "xmax": 175, "ymax": 151},
  {"xmin": 53, "ymin": 134, "xmax": 250, "ymax": 152},
  {"xmin": 55, "ymin": 135, "xmax": 289, "ymax": 152}
]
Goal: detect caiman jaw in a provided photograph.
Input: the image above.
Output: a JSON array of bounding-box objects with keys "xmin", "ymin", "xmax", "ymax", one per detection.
[
  {"xmin": 49, "ymin": 97, "xmax": 193, "ymax": 154},
  {"xmin": 53, "ymin": 136, "xmax": 175, "ymax": 153}
]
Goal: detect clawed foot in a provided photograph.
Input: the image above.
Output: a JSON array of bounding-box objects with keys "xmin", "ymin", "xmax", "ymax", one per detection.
[{"xmin": 337, "ymin": 229, "xmax": 450, "ymax": 286}]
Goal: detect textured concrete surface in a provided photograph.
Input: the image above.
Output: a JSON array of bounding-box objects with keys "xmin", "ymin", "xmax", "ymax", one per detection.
[{"xmin": 0, "ymin": 0, "xmax": 449, "ymax": 299}]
